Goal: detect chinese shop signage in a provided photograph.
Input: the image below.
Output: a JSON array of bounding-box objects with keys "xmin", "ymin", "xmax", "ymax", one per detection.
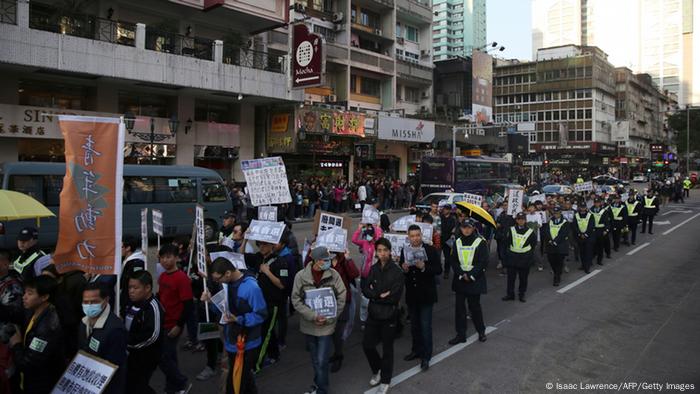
[{"xmin": 297, "ymin": 108, "xmax": 365, "ymax": 137}]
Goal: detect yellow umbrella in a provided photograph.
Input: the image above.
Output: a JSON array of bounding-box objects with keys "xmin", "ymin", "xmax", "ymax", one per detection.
[
  {"xmin": 455, "ymin": 201, "xmax": 496, "ymax": 228},
  {"xmin": 0, "ymin": 190, "xmax": 55, "ymax": 226}
]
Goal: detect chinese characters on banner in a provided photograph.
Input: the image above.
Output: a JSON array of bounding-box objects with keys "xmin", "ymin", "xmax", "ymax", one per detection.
[
  {"xmin": 140, "ymin": 208, "xmax": 148, "ymax": 266},
  {"xmin": 245, "ymin": 220, "xmax": 286, "ymax": 244},
  {"xmin": 390, "ymin": 215, "xmax": 416, "ymax": 232},
  {"xmin": 316, "ymin": 227, "xmax": 347, "ymax": 253},
  {"xmin": 152, "ymin": 209, "xmax": 163, "ymax": 237},
  {"xmin": 318, "ymin": 212, "xmax": 344, "ymax": 234},
  {"xmin": 361, "ymin": 205, "xmax": 380, "ymax": 225},
  {"xmin": 196, "ymin": 205, "xmax": 207, "ymax": 276},
  {"xmin": 53, "ymin": 351, "xmax": 117, "ymax": 394},
  {"xmin": 258, "ymin": 206, "xmax": 278, "ymax": 222},
  {"xmin": 507, "ymin": 189, "xmax": 525, "ymax": 217},
  {"xmin": 574, "ymin": 181, "xmax": 594, "ymax": 193},
  {"xmin": 383, "ymin": 233, "xmax": 409, "ymax": 258},
  {"xmin": 297, "ymin": 108, "xmax": 365, "ymax": 137},
  {"xmin": 304, "ymin": 287, "xmax": 337, "ymax": 318},
  {"xmin": 463, "ymin": 193, "xmax": 483, "ymax": 206},
  {"xmin": 53, "ymin": 116, "xmax": 124, "ymax": 275},
  {"xmin": 241, "ymin": 157, "xmax": 292, "ymax": 207}
]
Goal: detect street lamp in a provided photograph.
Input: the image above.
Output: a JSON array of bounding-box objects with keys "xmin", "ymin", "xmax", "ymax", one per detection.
[{"xmin": 124, "ymin": 113, "xmax": 179, "ymax": 163}]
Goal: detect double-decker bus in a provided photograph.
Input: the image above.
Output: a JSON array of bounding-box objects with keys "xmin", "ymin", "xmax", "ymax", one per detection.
[{"xmin": 419, "ymin": 155, "xmax": 511, "ymax": 196}]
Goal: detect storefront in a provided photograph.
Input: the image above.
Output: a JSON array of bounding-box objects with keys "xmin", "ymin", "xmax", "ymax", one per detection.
[
  {"xmin": 372, "ymin": 115, "xmax": 435, "ymax": 182},
  {"xmin": 193, "ymin": 121, "xmax": 240, "ymax": 181}
]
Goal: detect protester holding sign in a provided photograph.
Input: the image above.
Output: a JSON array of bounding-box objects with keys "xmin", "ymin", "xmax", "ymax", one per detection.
[
  {"xmin": 352, "ymin": 223, "xmax": 383, "ymax": 325},
  {"xmin": 399, "ymin": 225, "xmax": 442, "ymax": 371},
  {"xmin": 78, "ymin": 282, "xmax": 128, "ymax": 394},
  {"xmin": 291, "ymin": 246, "xmax": 347, "ymax": 394},
  {"xmin": 8, "ymin": 275, "xmax": 66, "ymax": 394},
  {"xmin": 125, "ymin": 271, "xmax": 164, "ymax": 394}
]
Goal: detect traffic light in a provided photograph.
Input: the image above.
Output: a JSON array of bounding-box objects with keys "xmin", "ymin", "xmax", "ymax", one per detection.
[
  {"xmin": 543, "ymin": 159, "xmax": 550, "ymax": 166},
  {"xmin": 664, "ymin": 160, "xmax": 670, "ymax": 166}
]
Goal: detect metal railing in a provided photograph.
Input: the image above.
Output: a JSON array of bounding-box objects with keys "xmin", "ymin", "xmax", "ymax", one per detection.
[
  {"xmin": 97, "ymin": 18, "xmax": 136, "ymax": 46},
  {"xmin": 145, "ymin": 28, "xmax": 214, "ymax": 61},
  {"xmin": 222, "ymin": 44, "xmax": 283, "ymax": 73},
  {"xmin": 29, "ymin": 4, "xmax": 135, "ymax": 46},
  {"xmin": 0, "ymin": 0, "xmax": 17, "ymax": 25}
]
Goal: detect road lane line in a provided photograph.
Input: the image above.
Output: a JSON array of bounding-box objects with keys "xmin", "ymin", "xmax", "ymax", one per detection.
[
  {"xmin": 626, "ymin": 242, "xmax": 651, "ymax": 256},
  {"xmin": 363, "ymin": 326, "xmax": 498, "ymax": 394},
  {"xmin": 662, "ymin": 212, "xmax": 700, "ymax": 235},
  {"xmin": 556, "ymin": 269, "xmax": 602, "ymax": 294}
]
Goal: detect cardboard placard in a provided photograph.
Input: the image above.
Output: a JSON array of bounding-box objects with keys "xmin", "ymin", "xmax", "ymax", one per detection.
[
  {"xmin": 507, "ymin": 189, "xmax": 524, "ymax": 217},
  {"xmin": 210, "ymin": 251, "xmax": 247, "ymax": 271},
  {"xmin": 258, "ymin": 206, "xmax": 278, "ymax": 222},
  {"xmin": 152, "ymin": 209, "xmax": 163, "ymax": 237},
  {"xmin": 403, "ymin": 246, "xmax": 427, "ymax": 266},
  {"xmin": 384, "ymin": 233, "xmax": 409, "ymax": 258},
  {"xmin": 361, "ymin": 205, "xmax": 380, "ymax": 225},
  {"xmin": 318, "ymin": 212, "xmax": 345, "ymax": 234},
  {"xmin": 140, "ymin": 208, "xmax": 148, "ymax": 262},
  {"xmin": 528, "ymin": 194, "xmax": 546, "ymax": 204},
  {"xmin": 312, "ymin": 210, "xmax": 352, "ymax": 237},
  {"xmin": 195, "ymin": 205, "xmax": 207, "ymax": 276},
  {"xmin": 463, "ymin": 193, "xmax": 483, "ymax": 206},
  {"xmin": 241, "ymin": 156, "xmax": 292, "ymax": 207},
  {"xmin": 413, "ymin": 222, "xmax": 434, "ymax": 245},
  {"xmin": 315, "ymin": 227, "xmax": 347, "ymax": 253},
  {"xmin": 244, "ymin": 219, "xmax": 286, "ymax": 244},
  {"xmin": 304, "ymin": 287, "xmax": 337, "ymax": 318},
  {"xmin": 574, "ymin": 181, "xmax": 594, "ymax": 192},
  {"xmin": 52, "ymin": 351, "xmax": 117, "ymax": 394},
  {"xmin": 390, "ymin": 215, "xmax": 416, "ymax": 232}
]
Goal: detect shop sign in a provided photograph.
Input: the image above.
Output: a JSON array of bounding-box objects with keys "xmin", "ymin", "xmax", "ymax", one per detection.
[
  {"xmin": 297, "ymin": 136, "xmax": 353, "ymax": 155},
  {"xmin": 355, "ymin": 143, "xmax": 375, "ymax": 160},
  {"xmin": 292, "ymin": 24, "xmax": 324, "ymax": 89},
  {"xmin": 378, "ymin": 116, "xmax": 435, "ymax": 143},
  {"xmin": 364, "ymin": 117, "xmax": 376, "ymax": 136},
  {"xmin": 0, "ymin": 104, "xmax": 176, "ymax": 144},
  {"xmin": 298, "ymin": 108, "xmax": 365, "ymax": 137},
  {"xmin": 271, "ymin": 114, "xmax": 290, "ymax": 133},
  {"xmin": 268, "ymin": 112, "xmax": 296, "ymax": 154},
  {"xmin": 620, "ymin": 157, "xmax": 628, "ymax": 164},
  {"xmin": 462, "ymin": 149, "xmax": 481, "ymax": 156},
  {"xmin": 650, "ymin": 144, "xmax": 665, "ymax": 153}
]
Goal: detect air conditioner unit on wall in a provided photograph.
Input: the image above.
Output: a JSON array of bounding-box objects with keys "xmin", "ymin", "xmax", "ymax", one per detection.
[
  {"xmin": 420, "ymin": 49, "xmax": 430, "ymax": 57},
  {"xmin": 375, "ymin": 28, "xmax": 382, "ymax": 35},
  {"xmin": 325, "ymin": 95, "xmax": 338, "ymax": 103},
  {"xmin": 396, "ymin": 37, "xmax": 404, "ymax": 44},
  {"xmin": 332, "ymin": 12, "xmax": 344, "ymax": 23}
]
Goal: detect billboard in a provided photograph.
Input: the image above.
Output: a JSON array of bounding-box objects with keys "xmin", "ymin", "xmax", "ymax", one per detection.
[{"xmin": 471, "ymin": 49, "xmax": 493, "ymax": 125}]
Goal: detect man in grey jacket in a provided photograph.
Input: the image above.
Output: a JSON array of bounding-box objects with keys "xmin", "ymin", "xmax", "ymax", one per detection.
[{"xmin": 291, "ymin": 246, "xmax": 347, "ymax": 394}]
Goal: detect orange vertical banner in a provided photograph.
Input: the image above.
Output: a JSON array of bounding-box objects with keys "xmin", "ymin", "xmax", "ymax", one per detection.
[{"xmin": 53, "ymin": 116, "xmax": 125, "ymax": 275}]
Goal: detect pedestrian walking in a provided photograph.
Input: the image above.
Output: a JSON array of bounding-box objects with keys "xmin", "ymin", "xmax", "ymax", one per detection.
[
  {"xmin": 503, "ymin": 212, "xmax": 537, "ymax": 302},
  {"xmin": 590, "ymin": 198, "xmax": 611, "ymax": 265},
  {"xmin": 352, "ymin": 223, "xmax": 383, "ymax": 326},
  {"xmin": 542, "ymin": 206, "xmax": 569, "ymax": 286},
  {"xmin": 625, "ymin": 193, "xmax": 641, "ymax": 245},
  {"xmin": 640, "ymin": 189, "xmax": 660, "ymax": 234},
  {"xmin": 574, "ymin": 204, "xmax": 596, "ymax": 274},
  {"xmin": 609, "ymin": 194, "xmax": 628, "ymax": 251}
]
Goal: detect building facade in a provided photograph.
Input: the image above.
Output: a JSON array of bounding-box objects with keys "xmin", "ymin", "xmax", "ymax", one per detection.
[
  {"xmin": 0, "ymin": 0, "xmax": 302, "ymax": 182},
  {"xmin": 531, "ymin": 0, "xmax": 700, "ymax": 107},
  {"xmin": 432, "ymin": 0, "xmax": 486, "ymax": 61}
]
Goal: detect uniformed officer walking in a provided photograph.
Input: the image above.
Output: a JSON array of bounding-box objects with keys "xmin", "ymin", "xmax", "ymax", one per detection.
[
  {"xmin": 574, "ymin": 204, "xmax": 596, "ymax": 274},
  {"xmin": 608, "ymin": 194, "xmax": 628, "ymax": 251},
  {"xmin": 13, "ymin": 227, "xmax": 46, "ymax": 283},
  {"xmin": 449, "ymin": 218, "xmax": 489, "ymax": 343},
  {"xmin": 502, "ymin": 212, "xmax": 537, "ymax": 302},
  {"xmin": 590, "ymin": 197, "xmax": 611, "ymax": 266},
  {"xmin": 640, "ymin": 189, "xmax": 660, "ymax": 234},
  {"xmin": 542, "ymin": 206, "xmax": 569, "ymax": 286},
  {"xmin": 683, "ymin": 177, "xmax": 692, "ymax": 198},
  {"xmin": 625, "ymin": 193, "xmax": 641, "ymax": 245},
  {"xmin": 218, "ymin": 210, "xmax": 236, "ymax": 247}
]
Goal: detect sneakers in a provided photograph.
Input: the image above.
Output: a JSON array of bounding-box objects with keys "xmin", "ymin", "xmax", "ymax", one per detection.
[
  {"xmin": 537, "ymin": 265, "xmax": 543, "ymax": 271},
  {"xmin": 192, "ymin": 342, "xmax": 206, "ymax": 352},
  {"xmin": 369, "ymin": 372, "xmax": 382, "ymax": 386},
  {"xmin": 181, "ymin": 340, "xmax": 196, "ymax": 351},
  {"xmin": 196, "ymin": 366, "xmax": 216, "ymax": 381},
  {"xmin": 304, "ymin": 386, "xmax": 317, "ymax": 394},
  {"xmin": 377, "ymin": 384, "xmax": 390, "ymax": 394},
  {"xmin": 175, "ymin": 383, "xmax": 192, "ymax": 394}
]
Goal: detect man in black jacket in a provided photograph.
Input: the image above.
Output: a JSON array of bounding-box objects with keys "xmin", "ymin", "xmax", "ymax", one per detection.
[
  {"xmin": 439, "ymin": 204, "xmax": 457, "ymax": 279},
  {"xmin": 79, "ymin": 282, "xmax": 128, "ymax": 394},
  {"xmin": 640, "ymin": 189, "xmax": 660, "ymax": 234},
  {"xmin": 625, "ymin": 193, "xmax": 641, "ymax": 245},
  {"xmin": 590, "ymin": 197, "xmax": 611, "ymax": 265},
  {"xmin": 9, "ymin": 275, "xmax": 65, "ymax": 394},
  {"xmin": 542, "ymin": 207, "xmax": 569, "ymax": 286},
  {"xmin": 574, "ymin": 204, "xmax": 596, "ymax": 274},
  {"xmin": 399, "ymin": 225, "xmax": 442, "ymax": 371},
  {"xmin": 608, "ymin": 194, "xmax": 628, "ymax": 251},
  {"xmin": 448, "ymin": 218, "xmax": 489, "ymax": 345},
  {"xmin": 125, "ymin": 271, "xmax": 164, "ymax": 394},
  {"xmin": 12, "ymin": 227, "xmax": 45, "ymax": 283},
  {"xmin": 120, "ymin": 235, "xmax": 146, "ymax": 314},
  {"xmin": 503, "ymin": 212, "xmax": 537, "ymax": 302}
]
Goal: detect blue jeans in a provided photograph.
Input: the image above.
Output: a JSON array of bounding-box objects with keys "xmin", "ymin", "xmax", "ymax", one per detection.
[
  {"xmin": 307, "ymin": 202, "xmax": 317, "ymax": 218},
  {"xmin": 159, "ymin": 334, "xmax": 188, "ymax": 392},
  {"xmin": 408, "ymin": 303, "xmax": 434, "ymax": 361},
  {"xmin": 305, "ymin": 334, "xmax": 332, "ymax": 394}
]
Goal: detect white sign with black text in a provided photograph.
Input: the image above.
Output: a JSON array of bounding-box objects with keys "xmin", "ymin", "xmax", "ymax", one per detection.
[
  {"xmin": 378, "ymin": 116, "xmax": 435, "ymax": 143},
  {"xmin": 258, "ymin": 206, "xmax": 278, "ymax": 222},
  {"xmin": 384, "ymin": 233, "xmax": 409, "ymax": 258},
  {"xmin": 245, "ymin": 220, "xmax": 286, "ymax": 244},
  {"xmin": 241, "ymin": 156, "xmax": 292, "ymax": 207},
  {"xmin": 304, "ymin": 287, "xmax": 337, "ymax": 318},
  {"xmin": 462, "ymin": 193, "xmax": 483, "ymax": 206},
  {"xmin": 195, "ymin": 205, "xmax": 207, "ymax": 276},
  {"xmin": 403, "ymin": 246, "xmax": 427, "ymax": 266},
  {"xmin": 316, "ymin": 227, "xmax": 347, "ymax": 253},
  {"xmin": 507, "ymin": 189, "xmax": 524, "ymax": 216},
  {"xmin": 152, "ymin": 209, "xmax": 163, "ymax": 237},
  {"xmin": 140, "ymin": 208, "xmax": 148, "ymax": 266},
  {"xmin": 361, "ymin": 205, "xmax": 381, "ymax": 225},
  {"xmin": 52, "ymin": 351, "xmax": 117, "ymax": 394},
  {"xmin": 318, "ymin": 212, "xmax": 344, "ymax": 234},
  {"xmin": 390, "ymin": 215, "xmax": 416, "ymax": 232},
  {"xmin": 574, "ymin": 181, "xmax": 594, "ymax": 193}
]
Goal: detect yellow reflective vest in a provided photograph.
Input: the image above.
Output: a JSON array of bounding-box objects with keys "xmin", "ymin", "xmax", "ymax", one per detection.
[
  {"xmin": 575, "ymin": 213, "xmax": 592, "ymax": 233},
  {"xmin": 549, "ymin": 220, "xmax": 565, "ymax": 240},
  {"xmin": 456, "ymin": 236, "xmax": 483, "ymax": 272},
  {"xmin": 626, "ymin": 201, "xmax": 638, "ymax": 217},
  {"xmin": 509, "ymin": 227, "xmax": 533, "ymax": 253},
  {"xmin": 610, "ymin": 205, "xmax": 624, "ymax": 221},
  {"xmin": 644, "ymin": 196, "xmax": 656, "ymax": 209}
]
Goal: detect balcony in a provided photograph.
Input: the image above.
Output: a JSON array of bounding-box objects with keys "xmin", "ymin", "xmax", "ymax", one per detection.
[
  {"xmin": 326, "ymin": 42, "xmax": 349, "ymax": 62},
  {"xmin": 222, "ymin": 44, "xmax": 283, "ymax": 73},
  {"xmin": 350, "ymin": 48, "xmax": 394, "ymax": 74},
  {"xmin": 145, "ymin": 28, "xmax": 213, "ymax": 61},
  {"xmin": 397, "ymin": 0, "xmax": 433, "ymax": 23},
  {"xmin": 396, "ymin": 58, "xmax": 432, "ymax": 83}
]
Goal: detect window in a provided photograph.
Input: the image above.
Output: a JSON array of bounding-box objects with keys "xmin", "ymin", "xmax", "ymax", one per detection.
[
  {"xmin": 405, "ymin": 87, "xmax": 420, "ymax": 103},
  {"xmin": 119, "ymin": 92, "xmax": 173, "ymax": 117},
  {"xmin": 538, "ymin": 112, "xmax": 544, "ymax": 121},
  {"xmin": 195, "ymin": 100, "xmax": 239, "ymax": 123},
  {"xmin": 9, "ymin": 176, "xmax": 45, "ymax": 204},
  {"xmin": 553, "ymin": 111, "xmax": 559, "ymax": 120},
  {"xmin": 19, "ymin": 80, "xmax": 96, "ymax": 111},
  {"xmin": 577, "ymin": 109, "xmax": 584, "ymax": 119},
  {"xmin": 124, "ymin": 177, "xmax": 154, "ymax": 204},
  {"xmin": 351, "ymin": 75, "xmax": 357, "ymax": 92},
  {"xmin": 360, "ymin": 8, "xmax": 380, "ymax": 28},
  {"xmin": 569, "ymin": 110, "xmax": 576, "ymax": 119},
  {"xmin": 585, "ymin": 109, "xmax": 592, "ymax": 118},
  {"xmin": 45, "ymin": 175, "xmax": 63, "ymax": 206},
  {"xmin": 202, "ymin": 179, "xmax": 228, "ymax": 202},
  {"xmin": 396, "ymin": 23, "xmax": 402, "ymax": 38},
  {"xmin": 153, "ymin": 177, "xmax": 197, "ymax": 203},
  {"xmin": 360, "ymin": 77, "xmax": 381, "ymax": 97},
  {"xmin": 585, "ymin": 130, "xmax": 592, "ymax": 140},
  {"xmin": 405, "ymin": 25, "xmax": 419, "ymax": 42},
  {"xmin": 561, "ymin": 111, "xmax": 567, "ymax": 120}
]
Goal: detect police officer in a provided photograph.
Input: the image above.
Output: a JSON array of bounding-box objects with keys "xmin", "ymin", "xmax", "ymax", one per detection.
[
  {"xmin": 13, "ymin": 227, "xmax": 45, "ymax": 283},
  {"xmin": 590, "ymin": 197, "xmax": 611, "ymax": 266},
  {"xmin": 503, "ymin": 212, "xmax": 536, "ymax": 303},
  {"xmin": 574, "ymin": 203, "xmax": 595, "ymax": 274},
  {"xmin": 625, "ymin": 192, "xmax": 641, "ymax": 245},
  {"xmin": 640, "ymin": 189, "xmax": 660, "ymax": 234},
  {"xmin": 218, "ymin": 210, "xmax": 236, "ymax": 247},
  {"xmin": 542, "ymin": 206, "xmax": 569, "ymax": 286},
  {"xmin": 608, "ymin": 194, "xmax": 628, "ymax": 252},
  {"xmin": 683, "ymin": 177, "xmax": 692, "ymax": 198},
  {"xmin": 449, "ymin": 218, "xmax": 488, "ymax": 344}
]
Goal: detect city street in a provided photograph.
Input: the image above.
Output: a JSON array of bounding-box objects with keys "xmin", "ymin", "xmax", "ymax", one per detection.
[{"xmin": 152, "ymin": 197, "xmax": 700, "ymax": 393}]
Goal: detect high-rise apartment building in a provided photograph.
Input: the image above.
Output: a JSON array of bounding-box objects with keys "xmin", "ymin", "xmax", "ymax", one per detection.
[
  {"xmin": 531, "ymin": 0, "xmax": 700, "ymax": 106},
  {"xmin": 432, "ymin": 0, "xmax": 486, "ymax": 61}
]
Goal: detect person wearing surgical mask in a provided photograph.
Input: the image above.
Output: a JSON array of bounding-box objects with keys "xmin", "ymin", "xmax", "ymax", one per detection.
[
  {"xmin": 78, "ymin": 282, "xmax": 128, "ymax": 394},
  {"xmin": 291, "ymin": 246, "xmax": 347, "ymax": 394}
]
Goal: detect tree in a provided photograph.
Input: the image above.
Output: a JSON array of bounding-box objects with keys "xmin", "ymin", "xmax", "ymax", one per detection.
[{"xmin": 668, "ymin": 109, "xmax": 700, "ymax": 157}]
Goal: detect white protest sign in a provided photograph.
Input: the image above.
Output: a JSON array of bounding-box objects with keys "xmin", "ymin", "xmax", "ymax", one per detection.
[
  {"xmin": 574, "ymin": 181, "xmax": 594, "ymax": 193},
  {"xmin": 152, "ymin": 209, "xmax": 163, "ymax": 237},
  {"xmin": 413, "ymin": 222, "xmax": 434, "ymax": 245},
  {"xmin": 304, "ymin": 287, "xmax": 337, "ymax": 318},
  {"xmin": 403, "ymin": 246, "xmax": 427, "ymax": 266},
  {"xmin": 361, "ymin": 205, "xmax": 380, "ymax": 225},
  {"xmin": 318, "ymin": 212, "xmax": 344, "ymax": 234},
  {"xmin": 463, "ymin": 193, "xmax": 483, "ymax": 206},
  {"xmin": 507, "ymin": 189, "xmax": 524, "ymax": 217},
  {"xmin": 390, "ymin": 215, "xmax": 416, "ymax": 232},
  {"xmin": 52, "ymin": 351, "xmax": 117, "ymax": 394},
  {"xmin": 528, "ymin": 194, "xmax": 546, "ymax": 204},
  {"xmin": 258, "ymin": 206, "xmax": 278, "ymax": 222},
  {"xmin": 384, "ymin": 233, "xmax": 409, "ymax": 258},
  {"xmin": 241, "ymin": 156, "xmax": 292, "ymax": 207},
  {"xmin": 140, "ymin": 208, "xmax": 148, "ymax": 263},
  {"xmin": 195, "ymin": 205, "xmax": 207, "ymax": 276},
  {"xmin": 245, "ymin": 219, "xmax": 286, "ymax": 244},
  {"xmin": 210, "ymin": 251, "xmax": 247, "ymax": 271},
  {"xmin": 209, "ymin": 286, "xmax": 229, "ymax": 316},
  {"xmin": 316, "ymin": 227, "xmax": 347, "ymax": 253}
]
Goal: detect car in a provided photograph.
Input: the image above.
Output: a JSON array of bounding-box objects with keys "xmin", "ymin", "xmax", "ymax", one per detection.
[
  {"xmin": 541, "ymin": 184, "xmax": 575, "ymax": 195},
  {"xmin": 415, "ymin": 192, "xmax": 470, "ymax": 211},
  {"xmin": 632, "ymin": 173, "xmax": 648, "ymax": 183},
  {"xmin": 593, "ymin": 174, "xmax": 629, "ymax": 186}
]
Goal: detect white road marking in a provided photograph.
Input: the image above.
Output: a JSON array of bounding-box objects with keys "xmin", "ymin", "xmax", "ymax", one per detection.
[
  {"xmin": 662, "ymin": 209, "xmax": 692, "ymax": 216},
  {"xmin": 556, "ymin": 269, "xmax": 602, "ymax": 294},
  {"xmin": 363, "ymin": 326, "xmax": 498, "ymax": 394},
  {"xmin": 652, "ymin": 220, "xmax": 670, "ymax": 225},
  {"xmin": 626, "ymin": 242, "xmax": 651, "ymax": 256},
  {"xmin": 662, "ymin": 212, "xmax": 700, "ymax": 235}
]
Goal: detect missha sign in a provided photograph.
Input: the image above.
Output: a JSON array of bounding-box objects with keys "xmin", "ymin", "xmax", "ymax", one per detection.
[{"xmin": 378, "ymin": 116, "xmax": 435, "ymax": 143}]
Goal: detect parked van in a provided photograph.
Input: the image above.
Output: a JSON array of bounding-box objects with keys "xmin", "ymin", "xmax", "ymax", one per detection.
[{"xmin": 0, "ymin": 162, "xmax": 231, "ymax": 249}]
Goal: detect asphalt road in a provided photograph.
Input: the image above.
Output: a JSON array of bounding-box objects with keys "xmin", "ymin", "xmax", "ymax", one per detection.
[{"xmin": 151, "ymin": 193, "xmax": 700, "ymax": 394}]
